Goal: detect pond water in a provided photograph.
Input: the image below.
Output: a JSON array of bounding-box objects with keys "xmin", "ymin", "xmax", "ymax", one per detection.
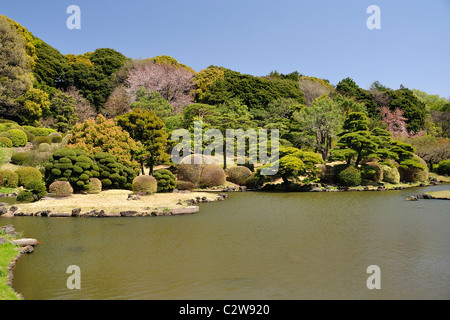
[{"xmin": 3, "ymin": 184, "xmax": 450, "ymax": 300}]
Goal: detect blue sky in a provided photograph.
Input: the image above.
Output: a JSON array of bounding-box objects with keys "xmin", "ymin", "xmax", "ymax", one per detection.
[{"xmin": 2, "ymin": 0, "xmax": 450, "ymax": 98}]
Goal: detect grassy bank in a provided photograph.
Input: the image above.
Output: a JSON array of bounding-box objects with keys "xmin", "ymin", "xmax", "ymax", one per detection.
[
  {"xmin": 7, "ymin": 190, "xmax": 220, "ymax": 215},
  {"xmin": 0, "ymin": 233, "xmax": 21, "ymax": 300},
  {"xmin": 424, "ymin": 190, "xmax": 450, "ymax": 199}
]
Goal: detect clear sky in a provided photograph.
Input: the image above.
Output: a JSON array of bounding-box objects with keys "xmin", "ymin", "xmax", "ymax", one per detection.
[{"xmin": 1, "ymin": 0, "xmax": 449, "ymax": 98}]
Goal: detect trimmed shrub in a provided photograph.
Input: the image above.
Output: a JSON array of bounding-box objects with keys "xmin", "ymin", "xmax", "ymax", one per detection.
[
  {"xmin": 398, "ymin": 155, "xmax": 428, "ymax": 182},
  {"xmin": 132, "ymin": 175, "xmax": 157, "ymax": 195},
  {"xmin": 177, "ymin": 154, "xmax": 217, "ymax": 186},
  {"xmin": 0, "ymin": 137, "xmax": 12, "ymax": 148},
  {"xmin": 38, "ymin": 143, "xmax": 52, "ymax": 152},
  {"xmin": 380, "ymin": 164, "xmax": 400, "ymax": 184},
  {"xmin": 0, "ymin": 132, "xmax": 10, "ymax": 138},
  {"xmin": 226, "ymin": 166, "xmax": 253, "ymax": 186},
  {"xmin": 49, "ymin": 132, "xmax": 63, "ymax": 143},
  {"xmin": 153, "ymin": 169, "xmax": 176, "ymax": 193},
  {"xmin": 17, "ymin": 190, "xmax": 34, "ymax": 203},
  {"xmin": 361, "ymin": 162, "xmax": 383, "ymax": 183},
  {"xmin": 0, "ymin": 170, "xmax": 18, "ymax": 188},
  {"xmin": 87, "ymin": 178, "xmax": 102, "ymax": 194},
  {"xmin": 176, "ymin": 180, "xmax": 195, "ymax": 191},
  {"xmin": 49, "ymin": 181, "xmax": 74, "ymax": 197},
  {"xmin": 34, "ymin": 136, "xmax": 52, "ymax": 145},
  {"xmin": 0, "ymin": 172, "xmax": 3, "ymax": 187},
  {"xmin": 93, "ymin": 152, "xmax": 136, "ymax": 190},
  {"xmin": 15, "ymin": 167, "xmax": 43, "ymax": 187},
  {"xmin": 45, "ymin": 148, "xmax": 99, "ymax": 192},
  {"xmin": 200, "ymin": 164, "xmax": 226, "ymax": 188},
  {"xmin": 25, "ymin": 180, "xmax": 47, "ymax": 201},
  {"xmin": 316, "ymin": 164, "xmax": 335, "ymax": 184},
  {"xmin": 336, "ymin": 165, "xmax": 361, "ymax": 187},
  {"xmin": 7, "ymin": 129, "xmax": 28, "ymax": 147},
  {"xmin": 22, "ymin": 126, "xmax": 56, "ymax": 137},
  {"xmin": 436, "ymin": 159, "xmax": 450, "ymax": 176},
  {"xmin": 18, "ymin": 129, "xmax": 35, "ymax": 143},
  {"xmin": 11, "ymin": 152, "xmax": 33, "ymax": 165}
]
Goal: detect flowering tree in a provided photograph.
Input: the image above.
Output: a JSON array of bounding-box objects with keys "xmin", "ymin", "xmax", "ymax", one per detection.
[
  {"xmin": 126, "ymin": 60, "xmax": 196, "ymax": 112},
  {"xmin": 380, "ymin": 106, "xmax": 409, "ymax": 137}
]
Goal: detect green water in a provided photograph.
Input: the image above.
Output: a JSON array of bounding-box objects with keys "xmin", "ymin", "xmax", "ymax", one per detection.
[{"xmin": 3, "ymin": 185, "xmax": 450, "ymax": 300}]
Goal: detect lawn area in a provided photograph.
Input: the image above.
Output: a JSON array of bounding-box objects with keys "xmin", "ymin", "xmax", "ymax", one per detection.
[
  {"xmin": 9, "ymin": 189, "xmax": 220, "ymax": 215},
  {"xmin": 0, "ymin": 233, "xmax": 21, "ymax": 300},
  {"xmin": 425, "ymin": 190, "xmax": 450, "ymax": 199}
]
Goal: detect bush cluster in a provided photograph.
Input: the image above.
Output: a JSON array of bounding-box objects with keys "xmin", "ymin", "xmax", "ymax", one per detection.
[
  {"xmin": 34, "ymin": 136, "xmax": 52, "ymax": 145},
  {"xmin": 11, "ymin": 152, "xmax": 33, "ymax": 165},
  {"xmin": 7, "ymin": 129, "xmax": 28, "ymax": 147},
  {"xmin": 94, "ymin": 152, "xmax": 136, "ymax": 190},
  {"xmin": 0, "ymin": 137, "xmax": 12, "ymax": 148},
  {"xmin": 0, "ymin": 170, "xmax": 19, "ymax": 188},
  {"xmin": 176, "ymin": 180, "xmax": 195, "ymax": 191},
  {"xmin": 153, "ymin": 169, "xmax": 176, "ymax": 192},
  {"xmin": 17, "ymin": 180, "xmax": 48, "ymax": 202},
  {"xmin": 87, "ymin": 178, "xmax": 102, "ymax": 194},
  {"xmin": 200, "ymin": 164, "xmax": 226, "ymax": 187},
  {"xmin": 335, "ymin": 165, "xmax": 362, "ymax": 187},
  {"xmin": 361, "ymin": 162, "xmax": 383, "ymax": 183},
  {"xmin": 45, "ymin": 148, "xmax": 99, "ymax": 192},
  {"xmin": 436, "ymin": 159, "xmax": 450, "ymax": 176}
]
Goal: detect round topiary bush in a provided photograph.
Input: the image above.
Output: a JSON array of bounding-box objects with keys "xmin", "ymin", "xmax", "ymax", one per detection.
[
  {"xmin": 93, "ymin": 152, "xmax": 136, "ymax": 190},
  {"xmin": 0, "ymin": 170, "xmax": 18, "ymax": 188},
  {"xmin": 49, "ymin": 132, "xmax": 63, "ymax": 143},
  {"xmin": 226, "ymin": 166, "xmax": 253, "ymax": 186},
  {"xmin": 177, "ymin": 154, "xmax": 217, "ymax": 186},
  {"xmin": 200, "ymin": 164, "xmax": 226, "ymax": 188},
  {"xmin": 87, "ymin": 178, "xmax": 102, "ymax": 194},
  {"xmin": 153, "ymin": 169, "xmax": 176, "ymax": 193},
  {"xmin": 11, "ymin": 152, "xmax": 33, "ymax": 165},
  {"xmin": 15, "ymin": 167, "xmax": 43, "ymax": 187},
  {"xmin": 38, "ymin": 143, "xmax": 51, "ymax": 152},
  {"xmin": 176, "ymin": 180, "xmax": 195, "ymax": 191},
  {"xmin": 49, "ymin": 181, "xmax": 74, "ymax": 197},
  {"xmin": 436, "ymin": 159, "xmax": 450, "ymax": 176},
  {"xmin": 0, "ymin": 132, "xmax": 10, "ymax": 138},
  {"xmin": 380, "ymin": 163, "xmax": 400, "ymax": 184},
  {"xmin": 45, "ymin": 148, "xmax": 100, "ymax": 192},
  {"xmin": 398, "ymin": 155, "xmax": 428, "ymax": 182},
  {"xmin": 131, "ymin": 175, "xmax": 158, "ymax": 195},
  {"xmin": 361, "ymin": 162, "xmax": 383, "ymax": 183},
  {"xmin": 34, "ymin": 136, "xmax": 52, "ymax": 145},
  {"xmin": 7, "ymin": 129, "xmax": 28, "ymax": 147},
  {"xmin": 0, "ymin": 137, "xmax": 12, "ymax": 148},
  {"xmin": 336, "ymin": 165, "xmax": 362, "ymax": 187}
]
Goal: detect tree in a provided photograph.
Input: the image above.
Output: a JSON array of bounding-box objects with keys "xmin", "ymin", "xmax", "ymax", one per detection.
[
  {"xmin": 68, "ymin": 114, "xmax": 140, "ymax": 172},
  {"xmin": 64, "ymin": 86, "xmax": 97, "ymax": 122},
  {"xmin": 380, "ymin": 106, "xmax": 409, "ymax": 136},
  {"xmin": 387, "ymin": 87, "xmax": 427, "ymax": 133},
  {"xmin": 19, "ymin": 88, "xmax": 51, "ymax": 125},
  {"xmin": 336, "ymin": 77, "xmax": 377, "ymax": 117},
  {"xmin": 130, "ymin": 87, "xmax": 174, "ymax": 118},
  {"xmin": 47, "ymin": 90, "xmax": 77, "ymax": 132},
  {"xmin": 298, "ymin": 76, "xmax": 334, "ymax": 106},
  {"xmin": 116, "ymin": 109, "xmax": 169, "ymax": 175},
  {"xmin": 0, "ymin": 16, "xmax": 33, "ymax": 121},
  {"xmin": 103, "ymin": 85, "xmax": 130, "ymax": 118},
  {"xmin": 293, "ymin": 95, "xmax": 344, "ymax": 161},
  {"xmin": 126, "ymin": 59, "xmax": 196, "ymax": 112}
]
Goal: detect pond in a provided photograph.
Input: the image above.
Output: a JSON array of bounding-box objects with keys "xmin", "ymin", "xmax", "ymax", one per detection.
[{"xmin": 3, "ymin": 184, "xmax": 450, "ymax": 300}]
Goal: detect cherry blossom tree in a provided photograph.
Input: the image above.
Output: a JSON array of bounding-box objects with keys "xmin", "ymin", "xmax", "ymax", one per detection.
[
  {"xmin": 126, "ymin": 61, "xmax": 196, "ymax": 112},
  {"xmin": 380, "ymin": 106, "xmax": 409, "ymax": 137}
]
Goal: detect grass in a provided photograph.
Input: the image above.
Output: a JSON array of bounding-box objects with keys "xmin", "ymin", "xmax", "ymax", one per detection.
[
  {"xmin": 0, "ymin": 232, "xmax": 21, "ymax": 300},
  {"xmin": 10, "ymin": 189, "xmax": 220, "ymax": 215},
  {"xmin": 424, "ymin": 190, "xmax": 450, "ymax": 199},
  {"xmin": 0, "ymin": 187, "xmax": 16, "ymax": 194}
]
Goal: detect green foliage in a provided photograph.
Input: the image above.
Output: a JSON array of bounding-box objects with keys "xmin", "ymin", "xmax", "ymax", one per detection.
[
  {"xmin": 16, "ymin": 190, "xmax": 34, "ymax": 203},
  {"xmin": 387, "ymin": 87, "xmax": 427, "ymax": 133},
  {"xmin": 361, "ymin": 162, "xmax": 383, "ymax": 183},
  {"xmin": 48, "ymin": 90, "xmax": 78, "ymax": 132},
  {"xmin": 45, "ymin": 148, "xmax": 98, "ymax": 192},
  {"xmin": 226, "ymin": 166, "xmax": 253, "ymax": 185},
  {"xmin": 7, "ymin": 129, "xmax": 27, "ymax": 147},
  {"xmin": 24, "ymin": 179, "xmax": 47, "ymax": 201},
  {"xmin": 0, "ymin": 170, "xmax": 18, "ymax": 188},
  {"xmin": 0, "ymin": 172, "xmax": 3, "ymax": 187},
  {"xmin": 34, "ymin": 136, "xmax": 52, "ymax": 144},
  {"xmin": 116, "ymin": 108, "xmax": 168, "ymax": 174},
  {"xmin": 19, "ymin": 88, "xmax": 50, "ymax": 124},
  {"xmin": 436, "ymin": 159, "xmax": 450, "ymax": 175},
  {"xmin": 398, "ymin": 155, "xmax": 428, "ymax": 182},
  {"xmin": 68, "ymin": 114, "xmax": 140, "ymax": 173},
  {"xmin": 0, "ymin": 137, "xmax": 12, "ymax": 148},
  {"xmin": 93, "ymin": 152, "xmax": 136, "ymax": 190},
  {"xmin": 380, "ymin": 163, "xmax": 400, "ymax": 184},
  {"xmin": 48, "ymin": 180, "xmax": 73, "ymax": 197},
  {"xmin": 11, "ymin": 152, "xmax": 33, "ymax": 165},
  {"xmin": 130, "ymin": 88, "xmax": 174, "ymax": 118},
  {"xmin": 336, "ymin": 165, "xmax": 362, "ymax": 187},
  {"xmin": 200, "ymin": 164, "xmax": 226, "ymax": 187},
  {"xmin": 15, "ymin": 166, "xmax": 42, "ymax": 187},
  {"xmin": 335, "ymin": 77, "xmax": 377, "ymax": 117},
  {"xmin": 153, "ymin": 169, "xmax": 176, "ymax": 192},
  {"xmin": 22, "ymin": 126, "xmax": 56, "ymax": 136},
  {"xmin": 132, "ymin": 175, "xmax": 157, "ymax": 195}
]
